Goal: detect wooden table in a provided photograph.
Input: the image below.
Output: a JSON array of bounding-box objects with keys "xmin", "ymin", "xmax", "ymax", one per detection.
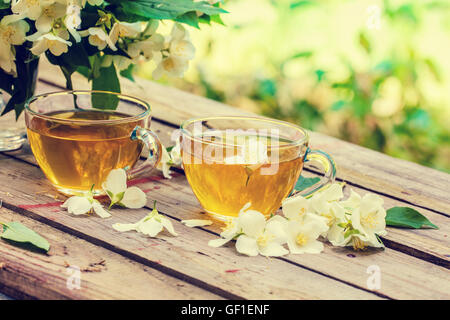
[{"xmin": 0, "ymin": 61, "xmax": 449, "ymax": 300}]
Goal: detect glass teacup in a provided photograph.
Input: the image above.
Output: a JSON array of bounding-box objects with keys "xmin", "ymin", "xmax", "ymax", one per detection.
[
  {"xmin": 180, "ymin": 116, "xmax": 336, "ymax": 220},
  {"xmin": 25, "ymin": 90, "xmax": 162, "ymax": 195}
]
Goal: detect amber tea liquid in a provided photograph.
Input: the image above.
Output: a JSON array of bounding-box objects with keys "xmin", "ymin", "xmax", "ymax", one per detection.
[
  {"xmin": 27, "ymin": 110, "xmax": 144, "ymax": 195},
  {"xmin": 182, "ymin": 133, "xmax": 304, "ymax": 219}
]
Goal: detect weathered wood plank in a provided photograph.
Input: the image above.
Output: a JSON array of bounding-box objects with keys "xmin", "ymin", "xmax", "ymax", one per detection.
[
  {"xmin": 2, "ymin": 155, "xmax": 450, "ymax": 299},
  {"xmin": 0, "ymin": 207, "xmax": 221, "ymax": 300},
  {"xmin": 10, "ymin": 118, "xmax": 449, "ymax": 267},
  {"xmin": 120, "ymin": 175, "xmax": 450, "ymax": 299},
  {"xmin": 36, "ymin": 61, "xmax": 450, "ymax": 215},
  {"xmin": 0, "ymin": 155, "xmax": 382, "ymax": 300}
]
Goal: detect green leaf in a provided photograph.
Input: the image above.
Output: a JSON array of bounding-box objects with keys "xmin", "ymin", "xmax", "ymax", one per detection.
[
  {"xmin": 120, "ymin": 64, "xmax": 135, "ymax": 82},
  {"xmin": 0, "ymin": 2, "xmax": 10, "ymax": 9},
  {"xmin": 344, "ymin": 228, "xmax": 360, "ymax": 238},
  {"xmin": 92, "ymin": 63, "xmax": 121, "ymax": 110},
  {"xmin": 2, "ymin": 46, "xmax": 39, "ymax": 118},
  {"xmin": 1, "ymin": 222, "xmax": 50, "ymax": 252},
  {"xmin": 331, "ymin": 100, "xmax": 346, "ymax": 111},
  {"xmin": 289, "ymin": 1, "xmax": 314, "ymax": 9},
  {"xmin": 386, "ymin": 207, "xmax": 438, "ymax": 229},
  {"xmin": 315, "ymin": 69, "xmax": 325, "ymax": 82},
  {"xmin": 294, "ymin": 176, "xmax": 320, "ymax": 192},
  {"xmin": 109, "ymin": 0, "xmax": 226, "ymax": 23},
  {"xmin": 175, "ymin": 11, "xmax": 200, "ymax": 28},
  {"xmin": 359, "ymin": 32, "xmax": 371, "ymax": 53}
]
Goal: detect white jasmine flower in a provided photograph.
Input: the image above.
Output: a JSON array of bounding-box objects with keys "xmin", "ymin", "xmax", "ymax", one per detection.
[
  {"xmin": 29, "ymin": 33, "xmax": 72, "ymax": 56},
  {"xmin": 152, "ymin": 55, "xmax": 189, "ymax": 79},
  {"xmin": 11, "ymin": 0, "xmax": 43, "ymax": 20},
  {"xmin": 120, "ymin": 186, "xmax": 147, "ymax": 209},
  {"xmin": 169, "ymin": 138, "xmax": 182, "ymax": 166},
  {"xmin": 209, "ymin": 203, "xmax": 289, "ymax": 257},
  {"xmin": 64, "ymin": 4, "xmax": 82, "ymax": 42},
  {"xmin": 109, "ymin": 21, "xmax": 142, "ymax": 44},
  {"xmin": 224, "ymin": 137, "xmax": 268, "ymax": 166},
  {"xmin": 308, "ymin": 183, "xmax": 346, "ymax": 234},
  {"xmin": 0, "ymin": 19, "xmax": 29, "ymax": 46},
  {"xmin": 35, "ymin": 2, "xmax": 66, "ymax": 33},
  {"xmin": 156, "ymin": 145, "xmax": 174, "ymax": 179},
  {"xmin": 156, "ymin": 139, "xmax": 182, "ymax": 179},
  {"xmin": 285, "ymin": 216, "xmax": 328, "ymax": 254},
  {"xmin": 112, "ymin": 202, "xmax": 177, "ymax": 237},
  {"xmin": 101, "ymin": 54, "xmax": 132, "ymax": 71},
  {"xmin": 282, "ymin": 195, "xmax": 309, "ymax": 222},
  {"xmin": 61, "ymin": 194, "xmax": 111, "ymax": 218},
  {"xmin": 0, "ymin": 19, "xmax": 29, "ymax": 75},
  {"xmin": 80, "ymin": 27, "xmax": 117, "ymax": 50},
  {"xmin": 127, "ymin": 34, "xmax": 164, "ymax": 61},
  {"xmin": 0, "ymin": 48, "xmax": 17, "ymax": 75},
  {"xmin": 330, "ymin": 190, "xmax": 387, "ymax": 250},
  {"xmin": 152, "ymin": 23, "xmax": 195, "ymax": 79},
  {"xmin": 181, "ymin": 219, "xmax": 213, "ymax": 227},
  {"xmin": 102, "ymin": 168, "xmax": 147, "ymax": 208}
]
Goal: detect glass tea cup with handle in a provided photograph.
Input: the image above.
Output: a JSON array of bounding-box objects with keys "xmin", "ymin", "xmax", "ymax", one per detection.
[
  {"xmin": 180, "ymin": 116, "xmax": 336, "ymax": 220},
  {"xmin": 25, "ymin": 90, "xmax": 162, "ymax": 196}
]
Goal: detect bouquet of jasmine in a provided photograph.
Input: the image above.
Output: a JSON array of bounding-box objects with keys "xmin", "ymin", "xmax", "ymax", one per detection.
[{"xmin": 0, "ymin": 0, "xmax": 225, "ymax": 117}]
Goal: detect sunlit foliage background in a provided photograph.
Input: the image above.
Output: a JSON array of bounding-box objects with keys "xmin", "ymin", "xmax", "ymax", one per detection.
[{"xmin": 138, "ymin": 0, "xmax": 450, "ymax": 172}]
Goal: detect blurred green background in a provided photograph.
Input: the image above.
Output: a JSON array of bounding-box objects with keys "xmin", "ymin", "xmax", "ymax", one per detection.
[{"xmin": 138, "ymin": 0, "xmax": 450, "ymax": 172}]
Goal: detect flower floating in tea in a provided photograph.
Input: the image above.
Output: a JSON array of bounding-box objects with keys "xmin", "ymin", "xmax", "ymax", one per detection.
[
  {"xmin": 223, "ymin": 137, "xmax": 269, "ymax": 186},
  {"xmin": 112, "ymin": 202, "xmax": 177, "ymax": 238}
]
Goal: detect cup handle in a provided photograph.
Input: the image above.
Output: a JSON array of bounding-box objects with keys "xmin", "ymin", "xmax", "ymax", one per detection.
[
  {"xmin": 293, "ymin": 147, "xmax": 337, "ymax": 198},
  {"xmin": 127, "ymin": 126, "xmax": 163, "ymax": 180}
]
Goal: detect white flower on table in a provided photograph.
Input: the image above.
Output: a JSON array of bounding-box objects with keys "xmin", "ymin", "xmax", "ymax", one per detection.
[
  {"xmin": 308, "ymin": 183, "xmax": 345, "ymax": 226},
  {"xmin": 80, "ymin": 27, "xmax": 117, "ymax": 51},
  {"xmin": 285, "ymin": 214, "xmax": 328, "ymax": 254},
  {"xmin": 102, "ymin": 168, "xmax": 147, "ymax": 208},
  {"xmin": 209, "ymin": 203, "xmax": 289, "ymax": 257},
  {"xmin": 112, "ymin": 202, "xmax": 178, "ymax": 237},
  {"xmin": 334, "ymin": 190, "xmax": 387, "ymax": 250},
  {"xmin": 61, "ymin": 192, "xmax": 111, "ymax": 218},
  {"xmin": 281, "ymin": 195, "xmax": 329, "ymax": 254}
]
